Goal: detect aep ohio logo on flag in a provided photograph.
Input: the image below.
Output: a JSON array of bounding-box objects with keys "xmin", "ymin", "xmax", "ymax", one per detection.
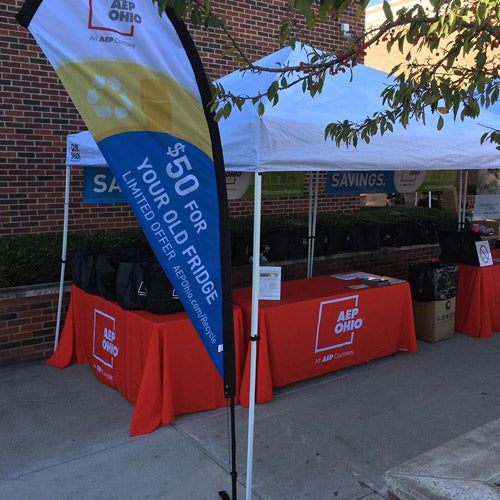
[
  {"xmin": 88, "ymin": 0, "xmax": 142, "ymax": 36},
  {"xmin": 16, "ymin": 0, "xmax": 236, "ymax": 397}
]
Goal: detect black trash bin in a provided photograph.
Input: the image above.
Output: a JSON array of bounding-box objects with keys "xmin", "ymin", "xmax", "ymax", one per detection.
[{"xmin": 408, "ymin": 261, "xmax": 458, "ymax": 302}]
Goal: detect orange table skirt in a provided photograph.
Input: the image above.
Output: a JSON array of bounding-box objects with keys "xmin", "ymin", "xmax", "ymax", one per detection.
[
  {"xmin": 233, "ymin": 274, "xmax": 418, "ymax": 406},
  {"xmin": 456, "ymin": 257, "xmax": 500, "ymax": 338},
  {"xmin": 48, "ymin": 285, "xmax": 245, "ymax": 436}
]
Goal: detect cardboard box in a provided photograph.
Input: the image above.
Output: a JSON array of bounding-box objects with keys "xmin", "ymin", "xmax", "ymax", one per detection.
[{"xmin": 412, "ymin": 298, "xmax": 456, "ymax": 342}]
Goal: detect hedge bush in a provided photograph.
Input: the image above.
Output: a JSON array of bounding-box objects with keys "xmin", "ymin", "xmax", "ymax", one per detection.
[
  {"xmin": 0, "ymin": 207, "xmax": 459, "ymax": 288},
  {"xmin": 0, "ymin": 229, "xmax": 147, "ymax": 289}
]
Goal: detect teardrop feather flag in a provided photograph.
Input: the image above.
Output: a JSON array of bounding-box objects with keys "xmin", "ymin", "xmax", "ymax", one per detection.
[{"xmin": 16, "ymin": 0, "xmax": 236, "ymax": 397}]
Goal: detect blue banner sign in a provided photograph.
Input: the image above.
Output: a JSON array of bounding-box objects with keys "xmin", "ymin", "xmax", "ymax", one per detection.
[
  {"xmin": 326, "ymin": 170, "xmax": 457, "ymax": 195},
  {"xmin": 326, "ymin": 171, "xmax": 396, "ymax": 195},
  {"xmin": 83, "ymin": 167, "xmax": 125, "ymax": 204}
]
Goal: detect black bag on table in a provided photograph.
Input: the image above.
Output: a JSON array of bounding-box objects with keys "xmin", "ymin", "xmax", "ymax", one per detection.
[
  {"xmin": 144, "ymin": 261, "xmax": 184, "ymax": 315},
  {"xmin": 346, "ymin": 225, "xmax": 367, "ymax": 252},
  {"xmin": 262, "ymin": 230, "xmax": 290, "ymax": 261},
  {"xmin": 70, "ymin": 247, "xmax": 97, "ymax": 295},
  {"xmin": 438, "ymin": 230, "xmax": 481, "ymax": 266},
  {"xmin": 365, "ymin": 223, "xmax": 381, "ymax": 251},
  {"xmin": 287, "ymin": 227, "xmax": 308, "ymax": 259},
  {"xmin": 94, "ymin": 253, "xmax": 117, "ymax": 301},
  {"xmin": 381, "ymin": 222, "xmax": 412, "ymax": 247},
  {"xmin": 313, "ymin": 227, "xmax": 329, "ymax": 256},
  {"xmin": 231, "ymin": 230, "xmax": 249, "ymax": 266},
  {"xmin": 115, "ymin": 260, "xmax": 149, "ymax": 310},
  {"xmin": 325, "ymin": 226, "xmax": 347, "ymax": 255}
]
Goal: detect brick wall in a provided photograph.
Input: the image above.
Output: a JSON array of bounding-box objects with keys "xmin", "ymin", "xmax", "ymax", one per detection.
[
  {"xmin": 1, "ymin": 0, "xmax": 364, "ymax": 236},
  {"xmin": 0, "ymin": 244, "xmax": 440, "ymax": 366},
  {"xmin": 0, "ymin": 283, "xmax": 71, "ymax": 366}
]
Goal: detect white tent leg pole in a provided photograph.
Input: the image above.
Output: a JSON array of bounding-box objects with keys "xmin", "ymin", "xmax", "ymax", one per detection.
[
  {"xmin": 428, "ymin": 191, "xmax": 431, "ymax": 208},
  {"xmin": 54, "ymin": 164, "xmax": 70, "ymax": 351},
  {"xmin": 246, "ymin": 172, "xmax": 262, "ymax": 500},
  {"xmin": 458, "ymin": 171, "xmax": 463, "ymax": 229},
  {"xmin": 462, "ymin": 170, "xmax": 469, "ymax": 227},
  {"xmin": 307, "ymin": 173, "xmax": 314, "ymax": 278},
  {"xmin": 309, "ymin": 172, "xmax": 320, "ymax": 278}
]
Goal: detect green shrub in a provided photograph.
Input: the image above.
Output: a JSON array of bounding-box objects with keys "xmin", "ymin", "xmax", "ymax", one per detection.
[{"xmin": 0, "ymin": 229, "xmax": 146, "ymax": 289}]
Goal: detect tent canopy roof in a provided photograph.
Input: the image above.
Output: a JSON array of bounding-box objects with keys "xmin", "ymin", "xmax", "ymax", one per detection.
[{"xmin": 67, "ymin": 45, "xmax": 500, "ymax": 171}]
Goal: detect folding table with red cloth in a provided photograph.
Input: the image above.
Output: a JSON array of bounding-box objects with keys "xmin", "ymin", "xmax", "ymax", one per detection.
[
  {"xmin": 48, "ymin": 285, "xmax": 245, "ymax": 436},
  {"xmin": 233, "ymin": 274, "xmax": 418, "ymax": 406},
  {"xmin": 455, "ymin": 248, "xmax": 500, "ymax": 338}
]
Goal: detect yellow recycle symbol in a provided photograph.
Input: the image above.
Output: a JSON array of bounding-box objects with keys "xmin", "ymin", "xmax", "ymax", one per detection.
[{"xmin": 87, "ymin": 75, "xmax": 133, "ymax": 119}]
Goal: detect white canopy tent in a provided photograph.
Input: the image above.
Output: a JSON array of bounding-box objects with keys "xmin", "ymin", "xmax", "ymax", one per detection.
[
  {"xmin": 58, "ymin": 45, "xmax": 500, "ymax": 500},
  {"xmin": 216, "ymin": 46, "xmax": 500, "ymax": 172}
]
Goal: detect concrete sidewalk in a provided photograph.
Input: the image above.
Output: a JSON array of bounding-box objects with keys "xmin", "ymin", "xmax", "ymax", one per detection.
[
  {"xmin": 385, "ymin": 417, "xmax": 500, "ymax": 499},
  {"xmin": 1, "ymin": 333, "xmax": 499, "ymax": 499}
]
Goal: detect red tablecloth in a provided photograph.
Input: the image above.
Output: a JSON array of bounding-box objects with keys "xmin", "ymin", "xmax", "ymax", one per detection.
[
  {"xmin": 48, "ymin": 285, "xmax": 245, "ymax": 436},
  {"xmin": 456, "ymin": 252, "xmax": 500, "ymax": 338},
  {"xmin": 233, "ymin": 274, "xmax": 417, "ymax": 406}
]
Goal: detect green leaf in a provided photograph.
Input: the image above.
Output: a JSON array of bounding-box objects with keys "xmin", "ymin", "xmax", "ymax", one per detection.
[
  {"xmin": 190, "ymin": 7, "xmax": 202, "ymax": 25},
  {"xmin": 437, "ymin": 115, "xmax": 444, "ymax": 130},
  {"xmin": 214, "ymin": 109, "xmax": 224, "ymax": 122},
  {"xmin": 383, "ymin": 0, "xmax": 393, "ymax": 22},
  {"xmin": 445, "ymin": 50, "xmax": 458, "ymax": 70},
  {"xmin": 476, "ymin": 51, "xmax": 487, "ymax": 67},
  {"xmin": 318, "ymin": 0, "xmax": 333, "ymax": 22},
  {"xmin": 477, "ymin": 2, "xmax": 487, "ymax": 23},
  {"xmin": 279, "ymin": 21, "xmax": 290, "ymax": 45},
  {"xmin": 423, "ymin": 94, "xmax": 439, "ymax": 104},
  {"xmin": 267, "ymin": 81, "xmax": 279, "ymax": 102},
  {"xmin": 221, "ymin": 46, "xmax": 237, "ymax": 58},
  {"xmin": 442, "ymin": 22, "xmax": 449, "ymax": 38},
  {"xmin": 209, "ymin": 100, "xmax": 219, "ymax": 113},
  {"xmin": 398, "ymin": 35, "xmax": 405, "ymax": 53},
  {"xmin": 448, "ymin": 11, "xmax": 455, "ymax": 28},
  {"xmin": 428, "ymin": 22, "xmax": 439, "ymax": 35},
  {"xmin": 306, "ymin": 10, "xmax": 316, "ymax": 30},
  {"xmin": 477, "ymin": 75, "xmax": 487, "ymax": 94},
  {"xmin": 356, "ymin": 0, "xmax": 370, "ymax": 18}
]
